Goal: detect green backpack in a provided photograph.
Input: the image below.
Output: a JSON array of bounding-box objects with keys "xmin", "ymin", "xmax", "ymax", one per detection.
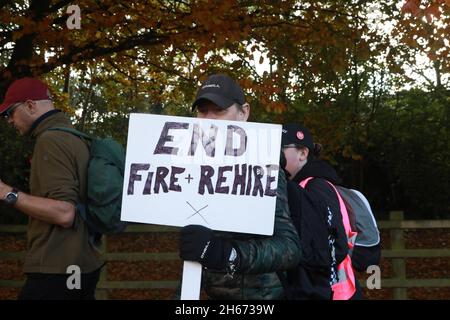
[{"xmin": 48, "ymin": 127, "xmax": 127, "ymax": 235}]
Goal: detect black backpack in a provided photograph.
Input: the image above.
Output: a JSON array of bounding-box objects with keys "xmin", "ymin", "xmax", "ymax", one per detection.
[
  {"xmin": 281, "ymin": 177, "xmax": 381, "ymax": 299},
  {"xmin": 280, "ymin": 177, "xmax": 348, "ymax": 299}
]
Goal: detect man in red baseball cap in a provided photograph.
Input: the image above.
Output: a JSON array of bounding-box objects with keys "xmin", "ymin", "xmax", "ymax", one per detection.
[
  {"xmin": 0, "ymin": 77, "xmax": 54, "ymax": 135},
  {"xmin": 0, "ymin": 77, "xmax": 102, "ymax": 300},
  {"xmin": 0, "ymin": 77, "xmax": 52, "ymax": 112}
]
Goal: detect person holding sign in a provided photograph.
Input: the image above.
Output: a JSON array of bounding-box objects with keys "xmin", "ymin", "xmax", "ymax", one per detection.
[{"xmin": 178, "ymin": 74, "xmax": 301, "ymax": 299}]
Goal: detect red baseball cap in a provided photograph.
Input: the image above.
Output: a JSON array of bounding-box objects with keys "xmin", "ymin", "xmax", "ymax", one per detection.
[{"xmin": 0, "ymin": 77, "xmax": 52, "ymax": 115}]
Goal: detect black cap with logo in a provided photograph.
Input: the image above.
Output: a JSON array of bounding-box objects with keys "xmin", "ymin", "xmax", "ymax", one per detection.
[
  {"xmin": 192, "ymin": 74, "xmax": 245, "ymax": 111},
  {"xmin": 281, "ymin": 123, "xmax": 314, "ymax": 152}
]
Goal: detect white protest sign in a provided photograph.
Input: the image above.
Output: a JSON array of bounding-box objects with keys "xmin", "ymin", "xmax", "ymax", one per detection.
[
  {"xmin": 121, "ymin": 113, "xmax": 282, "ymax": 236},
  {"xmin": 121, "ymin": 113, "xmax": 282, "ymax": 300}
]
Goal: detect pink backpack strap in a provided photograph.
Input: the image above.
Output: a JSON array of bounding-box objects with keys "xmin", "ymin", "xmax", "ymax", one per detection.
[
  {"xmin": 299, "ymin": 177, "xmax": 314, "ymax": 188},
  {"xmin": 324, "ymin": 182, "xmax": 357, "ymax": 248},
  {"xmin": 299, "ymin": 177, "xmax": 357, "ymax": 245}
]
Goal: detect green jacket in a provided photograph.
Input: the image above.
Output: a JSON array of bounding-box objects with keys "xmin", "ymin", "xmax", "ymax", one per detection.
[
  {"xmin": 24, "ymin": 110, "xmax": 102, "ymax": 274},
  {"xmin": 202, "ymin": 169, "xmax": 300, "ymax": 299}
]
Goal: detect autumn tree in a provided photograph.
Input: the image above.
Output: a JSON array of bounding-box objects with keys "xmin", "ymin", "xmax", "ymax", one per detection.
[{"xmin": 0, "ymin": 0, "xmax": 449, "ymax": 220}]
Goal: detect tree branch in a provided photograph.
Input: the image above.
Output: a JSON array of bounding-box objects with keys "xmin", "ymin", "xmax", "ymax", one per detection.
[
  {"xmin": 37, "ymin": 31, "xmax": 168, "ymax": 75},
  {"xmin": 122, "ymin": 53, "xmax": 190, "ymax": 81},
  {"xmin": 48, "ymin": 0, "xmax": 74, "ymax": 14},
  {"xmin": 106, "ymin": 58, "xmax": 137, "ymax": 81},
  {"xmin": 0, "ymin": 0, "xmax": 14, "ymax": 11}
]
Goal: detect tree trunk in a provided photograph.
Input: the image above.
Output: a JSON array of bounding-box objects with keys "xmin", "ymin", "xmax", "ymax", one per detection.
[
  {"xmin": 0, "ymin": 0, "xmax": 51, "ymax": 97},
  {"xmin": 63, "ymin": 65, "xmax": 71, "ymax": 93},
  {"xmin": 79, "ymin": 71, "xmax": 94, "ymax": 132},
  {"xmin": 433, "ymin": 60, "xmax": 442, "ymax": 89}
]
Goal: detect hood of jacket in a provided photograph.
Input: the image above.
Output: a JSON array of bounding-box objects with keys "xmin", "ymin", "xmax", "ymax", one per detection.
[{"xmin": 292, "ymin": 159, "xmax": 342, "ymax": 185}]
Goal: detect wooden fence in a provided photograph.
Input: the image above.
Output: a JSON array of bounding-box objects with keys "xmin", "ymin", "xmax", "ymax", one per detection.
[
  {"xmin": 373, "ymin": 211, "xmax": 450, "ymax": 299},
  {"xmin": 0, "ymin": 211, "xmax": 449, "ymax": 300}
]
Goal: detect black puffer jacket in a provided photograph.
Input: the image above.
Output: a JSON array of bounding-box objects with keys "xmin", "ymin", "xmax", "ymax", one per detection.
[{"xmin": 283, "ymin": 159, "xmax": 363, "ymax": 300}]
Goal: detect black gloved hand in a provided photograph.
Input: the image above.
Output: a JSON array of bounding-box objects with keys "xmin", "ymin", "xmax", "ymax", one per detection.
[{"xmin": 180, "ymin": 225, "xmax": 232, "ymax": 270}]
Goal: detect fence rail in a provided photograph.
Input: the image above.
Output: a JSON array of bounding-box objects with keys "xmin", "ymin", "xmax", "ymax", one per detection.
[{"xmin": 1, "ymin": 211, "xmax": 449, "ymax": 300}]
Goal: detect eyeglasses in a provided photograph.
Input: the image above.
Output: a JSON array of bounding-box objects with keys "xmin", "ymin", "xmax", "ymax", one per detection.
[{"xmin": 3, "ymin": 102, "xmax": 23, "ymax": 119}]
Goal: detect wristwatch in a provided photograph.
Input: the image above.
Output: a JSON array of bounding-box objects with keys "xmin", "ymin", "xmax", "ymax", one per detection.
[{"xmin": 4, "ymin": 188, "xmax": 19, "ymax": 206}]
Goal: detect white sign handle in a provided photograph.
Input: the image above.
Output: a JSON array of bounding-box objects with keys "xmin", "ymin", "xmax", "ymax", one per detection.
[{"xmin": 180, "ymin": 261, "xmax": 202, "ymax": 300}]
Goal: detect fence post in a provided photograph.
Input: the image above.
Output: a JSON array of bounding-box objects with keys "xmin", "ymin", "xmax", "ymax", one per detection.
[
  {"xmin": 390, "ymin": 211, "xmax": 407, "ymax": 300},
  {"xmin": 95, "ymin": 236, "xmax": 109, "ymax": 300}
]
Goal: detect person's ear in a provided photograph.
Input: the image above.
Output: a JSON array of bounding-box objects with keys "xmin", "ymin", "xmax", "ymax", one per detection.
[
  {"xmin": 24, "ymin": 100, "xmax": 37, "ymax": 115},
  {"xmin": 239, "ymin": 103, "xmax": 250, "ymax": 121},
  {"xmin": 298, "ymin": 147, "xmax": 309, "ymax": 161},
  {"xmin": 24, "ymin": 100, "xmax": 36, "ymax": 115}
]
